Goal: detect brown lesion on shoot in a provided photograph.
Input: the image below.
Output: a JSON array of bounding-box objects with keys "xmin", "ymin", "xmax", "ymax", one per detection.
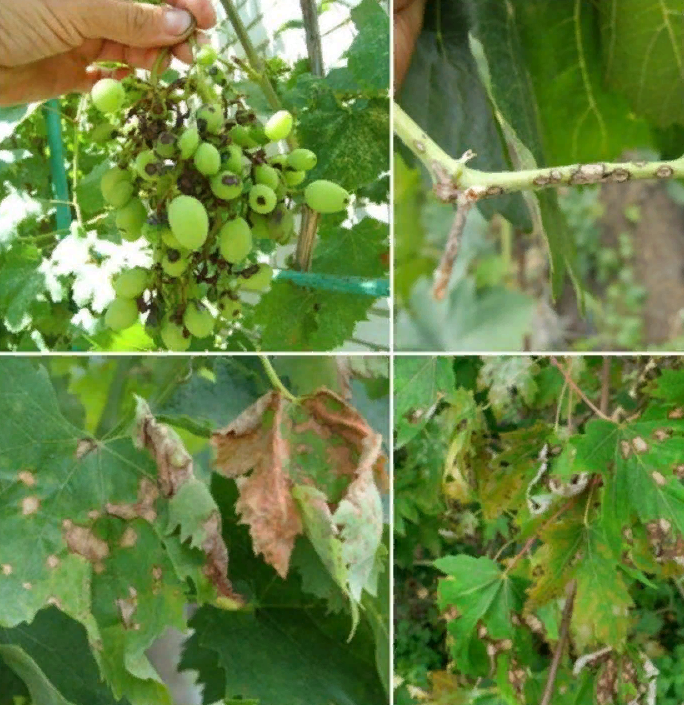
[{"xmin": 656, "ymin": 165, "xmax": 674, "ymax": 178}]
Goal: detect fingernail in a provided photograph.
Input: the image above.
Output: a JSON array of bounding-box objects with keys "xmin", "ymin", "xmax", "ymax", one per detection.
[{"xmin": 164, "ymin": 8, "xmax": 193, "ymax": 36}]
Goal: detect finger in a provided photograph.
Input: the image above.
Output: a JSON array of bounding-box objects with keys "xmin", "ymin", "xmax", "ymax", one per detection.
[
  {"xmin": 394, "ymin": 0, "xmax": 427, "ymax": 91},
  {"xmin": 80, "ymin": 0, "xmax": 196, "ymax": 48},
  {"xmin": 165, "ymin": 0, "xmax": 217, "ymax": 31},
  {"xmin": 171, "ymin": 31, "xmax": 211, "ymax": 65},
  {"xmin": 0, "ymin": 55, "xmax": 98, "ymax": 107}
]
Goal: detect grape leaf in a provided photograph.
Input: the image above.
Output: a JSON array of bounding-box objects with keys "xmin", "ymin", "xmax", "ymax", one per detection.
[
  {"xmin": 0, "ymin": 360, "xmax": 225, "ymax": 703},
  {"xmin": 313, "ymin": 217, "xmax": 389, "ymax": 279},
  {"xmin": 0, "ymin": 606, "xmax": 133, "ymax": 705},
  {"xmin": 295, "ymin": 90, "xmax": 389, "ymax": 192},
  {"xmin": 211, "ymin": 388, "xmax": 387, "ymax": 626},
  {"xmin": 394, "ymin": 355, "xmax": 455, "ymax": 448},
  {"xmin": 513, "ymin": 0, "xmax": 652, "ymax": 164},
  {"xmin": 183, "ymin": 599, "xmax": 385, "ymax": 705},
  {"xmin": 600, "ymin": 0, "xmax": 684, "ymax": 129},
  {"xmin": 395, "ymin": 278, "xmax": 536, "ymax": 352},
  {"xmin": 478, "ymin": 357, "xmax": 539, "ymax": 419},
  {"xmin": 435, "ymin": 555, "xmax": 528, "ymax": 674},
  {"xmin": 254, "ymin": 279, "xmax": 374, "ymax": 352},
  {"xmin": 346, "ymin": 0, "xmax": 391, "ymax": 93},
  {"xmin": 399, "ymin": 0, "xmax": 532, "ymax": 229}
]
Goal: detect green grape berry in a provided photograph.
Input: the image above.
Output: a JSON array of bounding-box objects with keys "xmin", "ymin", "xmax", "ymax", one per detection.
[
  {"xmin": 156, "ymin": 131, "xmax": 177, "ymax": 158},
  {"xmin": 161, "ymin": 320, "xmax": 191, "ymax": 351},
  {"xmin": 304, "ymin": 180, "xmax": 351, "ymax": 213},
  {"xmin": 229, "ymin": 125, "xmax": 257, "ymax": 148},
  {"xmin": 178, "ymin": 127, "xmax": 200, "ymax": 159},
  {"xmin": 218, "ymin": 293, "xmax": 242, "ymax": 319},
  {"xmin": 249, "ymin": 184, "xmax": 277, "ymax": 214},
  {"xmin": 267, "ymin": 205, "xmax": 295, "ymax": 244},
  {"xmin": 161, "ymin": 249, "xmax": 190, "ymax": 277},
  {"xmin": 116, "ymin": 198, "xmax": 147, "ymax": 241},
  {"xmin": 91, "ymin": 122, "xmax": 117, "ymax": 144},
  {"xmin": 240, "ymin": 264, "xmax": 273, "ymax": 292},
  {"xmin": 194, "ymin": 142, "xmax": 221, "ymax": 176},
  {"xmin": 183, "ymin": 301, "xmax": 215, "ymax": 338},
  {"xmin": 91, "ymin": 78, "xmax": 125, "ymax": 114},
  {"xmin": 113, "ymin": 267, "xmax": 149, "ymax": 299},
  {"xmin": 283, "ymin": 169, "xmax": 306, "ymax": 187},
  {"xmin": 287, "ymin": 148, "xmax": 317, "ymax": 171},
  {"xmin": 197, "ymin": 44, "xmax": 218, "ymax": 66},
  {"xmin": 104, "ymin": 297, "xmax": 139, "ymax": 331},
  {"xmin": 136, "ymin": 149, "xmax": 162, "ymax": 180},
  {"xmin": 269, "ymin": 154, "xmax": 288, "ymax": 170},
  {"xmin": 224, "ymin": 144, "xmax": 244, "ymax": 174},
  {"xmin": 101, "ymin": 167, "xmax": 134, "ymax": 208},
  {"xmin": 161, "ymin": 227, "xmax": 182, "ymax": 249},
  {"xmin": 141, "ymin": 221, "xmax": 162, "ymax": 244},
  {"xmin": 249, "ymin": 212, "xmax": 269, "ymax": 240},
  {"xmin": 197, "ymin": 105, "xmax": 224, "ymax": 135},
  {"xmin": 253, "ymin": 164, "xmax": 280, "ymax": 191},
  {"xmin": 248, "ymin": 124, "xmax": 269, "ymax": 146},
  {"xmin": 211, "ymin": 171, "xmax": 243, "ymax": 200},
  {"xmin": 264, "ymin": 110, "xmax": 293, "ymax": 141},
  {"xmin": 219, "ymin": 218, "xmax": 253, "ymax": 263},
  {"xmin": 168, "ymin": 195, "xmax": 209, "ymax": 250}
]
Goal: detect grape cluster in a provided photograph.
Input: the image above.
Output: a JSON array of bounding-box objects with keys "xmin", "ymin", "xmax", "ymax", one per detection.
[{"xmin": 91, "ymin": 47, "xmax": 351, "ymax": 350}]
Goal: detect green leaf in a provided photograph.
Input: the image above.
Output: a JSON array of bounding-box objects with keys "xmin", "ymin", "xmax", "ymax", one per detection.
[
  {"xmin": 394, "ymin": 355, "xmax": 455, "ymax": 448},
  {"xmin": 253, "ymin": 280, "xmax": 373, "ymax": 351},
  {"xmin": 294, "ymin": 87, "xmax": 389, "ymax": 192},
  {"xmin": 313, "ymin": 217, "xmax": 389, "ymax": 279},
  {"xmin": 478, "ymin": 357, "xmax": 539, "ymax": 418},
  {"xmin": 399, "ymin": 0, "xmax": 532, "ymax": 229},
  {"xmin": 514, "ymin": 0, "xmax": 652, "ymax": 164},
  {"xmin": 435, "ymin": 555, "xmax": 527, "ymax": 674},
  {"xmin": 184, "ymin": 602, "xmax": 385, "ymax": 705},
  {"xmin": 395, "ymin": 278, "xmax": 535, "ymax": 352},
  {"xmin": 0, "ymin": 646, "xmax": 73, "ymax": 705},
  {"xmin": 0, "ymin": 607, "xmax": 124, "ymax": 705},
  {"xmin": 347, "ymin": 0, "xmax": 390, "ymax": 93},
  {"xmin": 600, "ymin": 0, "xmax": 684, "ymax": 129}
]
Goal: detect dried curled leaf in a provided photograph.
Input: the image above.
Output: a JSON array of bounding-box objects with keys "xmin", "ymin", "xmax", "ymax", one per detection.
[
  {"xmin": 133, "ymin": 397, "xmax": 239, "ymax": 602},
  {"xmin": 211, "ymin": 388, "xmax": 387, "ymax": 616}
]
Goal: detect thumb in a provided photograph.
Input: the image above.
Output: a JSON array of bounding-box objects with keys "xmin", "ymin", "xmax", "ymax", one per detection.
[{"xmin": 81, "ymin": 0, "xmax": 196, "ymax": 48}]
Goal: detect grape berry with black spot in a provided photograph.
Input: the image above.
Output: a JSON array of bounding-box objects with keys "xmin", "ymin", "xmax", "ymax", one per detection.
[{"xmin": 88, "ymin": 49, "xmax": 351, "ymax": 350}]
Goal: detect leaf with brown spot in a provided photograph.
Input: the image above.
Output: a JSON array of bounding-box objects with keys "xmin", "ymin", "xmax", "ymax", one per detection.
[
  {"xmin": 211, "ymin": 388, "xmax": 387, "ymax": 621},
  {"xmin": 134, "ymin": 398, "xmax": 240, "ymax": 603}
]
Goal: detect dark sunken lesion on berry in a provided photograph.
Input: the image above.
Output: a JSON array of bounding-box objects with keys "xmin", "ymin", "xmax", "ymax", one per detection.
[
  {"xmin": 222, "ymin": 175, "xmax": 239, "ymax": 186},
  {"xmin": 167, "ymin": 249, "xmax": 181, "ymax": 263},
  {"xmin": 257, "ymin": 196, "xmax": 266, "ymax": 205}
]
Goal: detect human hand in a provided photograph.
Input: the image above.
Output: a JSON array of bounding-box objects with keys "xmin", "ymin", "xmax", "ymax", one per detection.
[
  {"xmin": 0, "ymin": 0, "xmax": 217, "ymax": 107},
  {"xmin": 394, "ymin": 0, "xmax": 427, "ymax": 92}
]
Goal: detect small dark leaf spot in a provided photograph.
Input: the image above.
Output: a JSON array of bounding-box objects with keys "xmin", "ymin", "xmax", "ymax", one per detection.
[
  {"xmin": 17, "ymin": 470, "xmax": 35, "ymax": 487},
  {"xmin": 1, "ymin": 564, "xmax": 12, "ymax": 576}
]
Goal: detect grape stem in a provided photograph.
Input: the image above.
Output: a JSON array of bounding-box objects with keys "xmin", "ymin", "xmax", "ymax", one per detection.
[
  {"xmin": 219, "ymin": 0, "xmax": 281, "ymax": 113},
  {"xmin": 394, "ymin": 100, "xmax": 684, "ymax": 298},
  {"xmin": 259, "ymin": 356, "xmax": 298, "ymax": 402}
]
